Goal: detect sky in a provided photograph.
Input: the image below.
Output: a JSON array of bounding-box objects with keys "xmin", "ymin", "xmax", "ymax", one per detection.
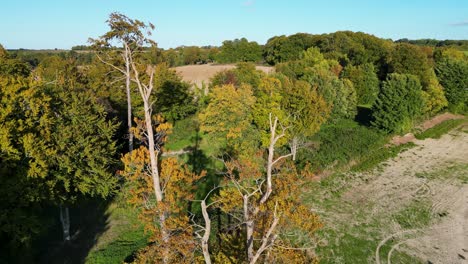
[{"xmin": 1, "ymin": 0, "xmax": 467, "ymax": 50}]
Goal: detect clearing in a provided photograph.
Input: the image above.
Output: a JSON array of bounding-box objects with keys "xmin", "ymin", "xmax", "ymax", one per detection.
[
  {"xmin": 305, "ymin": 121, "xmax": 468, "ymax": 263},
  {"xmin": 174, "ymin": 63, "xmax": 274, "ymax": 87}
]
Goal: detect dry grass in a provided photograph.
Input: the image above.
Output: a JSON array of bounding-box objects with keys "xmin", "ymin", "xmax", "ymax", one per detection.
[{"xmin": 173, "ymin": 63, "xmax": 274, "ymax": 87}]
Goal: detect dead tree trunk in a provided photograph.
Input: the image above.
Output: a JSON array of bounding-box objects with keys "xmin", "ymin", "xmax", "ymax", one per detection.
[
  {"xmin": 124, "ymin": 44, "xmax": 133, "ymax": 152},
  {"xmin": 200, "ymin": 200, "xmax": 212, "ymax": 264}
]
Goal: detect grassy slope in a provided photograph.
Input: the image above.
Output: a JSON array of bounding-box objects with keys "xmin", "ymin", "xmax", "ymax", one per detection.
[
  {"xmin": 85, "ymin": 199, "xmax": 148, "ymax": 264},
  {"xmin": 302, "ymin": 120, "xmax": 466, "ymax": 263}
]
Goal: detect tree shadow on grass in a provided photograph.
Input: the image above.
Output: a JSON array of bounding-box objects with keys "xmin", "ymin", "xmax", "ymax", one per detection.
[{"xmin": 35, "ymin": 197, "xmax": 112, "ymax": 264}]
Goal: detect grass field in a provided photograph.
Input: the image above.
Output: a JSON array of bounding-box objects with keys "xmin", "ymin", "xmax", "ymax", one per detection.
[{"xmin": 303, "ymin": 125, "xmax": 468, "ymax": 263}]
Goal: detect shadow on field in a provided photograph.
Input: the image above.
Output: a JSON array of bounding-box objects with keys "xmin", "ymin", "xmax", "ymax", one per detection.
[{"xmin": 35, "ymin": 197, "xmax": 113, "ymax": 264}]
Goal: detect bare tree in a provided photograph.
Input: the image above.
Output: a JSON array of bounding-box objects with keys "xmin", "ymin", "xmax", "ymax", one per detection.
[{"xmin": 90, "ymin": 12, "xmax": 155, "ymax": 152}]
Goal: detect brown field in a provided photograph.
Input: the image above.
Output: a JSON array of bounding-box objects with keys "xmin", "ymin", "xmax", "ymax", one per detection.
[{"xmin": 174, "ymin": 63, "xmax": 274, "ymax": 87}]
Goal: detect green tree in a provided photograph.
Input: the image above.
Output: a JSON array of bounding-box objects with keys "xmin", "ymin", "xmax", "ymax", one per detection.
[
  {"xmin": 342, "ymin": 63, "xmax": 379, "ymax": 106},
  {"xmin": 263, "ymin": 33, "xmax": 316, "ymax": 65},
  {"xmin": 372, "ymin": 74, "xmax": 424, "ymax": 133},
  {"xmin": 216, "ymin": 38, "xmax": 262, "ymax": 63},
  {"xmin": 435, "ymin": 57, "xmax": 468, "ymax": 113},
  {"xmin": 280, "ymin": 78, "xmax": 331, "ymax": 159},
  {"xmin": 387, "ymin": 43, "xmax": 432, "ymax": 87}
]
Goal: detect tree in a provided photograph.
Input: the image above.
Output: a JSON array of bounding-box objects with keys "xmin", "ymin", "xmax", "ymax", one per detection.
[
  {"xmin": 208, "ymin": 115, "xmax": 323, "ymax": 263},
  {"xmin": 0, "ymin": 60, "xmax": 118, "ymax": 250},
  {"xmin": 372, "ymin": 74, "xmax": 424, "ymax": 133},
  {"xmin": 435, "ymin": 56, "xmax": 468, "ymax": 113},
  {"xmin": 210, "ymin": 62, "xmax": 264, "ymax": 90},
  {"xmin": 121, "ymin": 148, "xmax": 204, "ymax": 263},
  {"xmin": 199, "ymin": 84, "xmax": 259, "ymax": 158},
  {"xmin": 216, "ymin": 38, "xmax": 262, "ymax": 63},
  {"xmin": 152, "ymin": 64, "xmax": 197, "ymax": 122},
  {"xmin": 263, "ymin": 33, "xmax": 316, "ymax": 65},
  {"xmin": 90, "ymin": 12, "xmax": 155, "ymax": 152},
  {"xmin": 281, "ymin": 79, "xmax": 331, "ymax": 160},
  {"xmin": 386, "ymin": 43, "xmax": 432, "ymax": 87},
  {"xmin": 342, "ymin": 63, "xmax": 380, "ymax": 106}
]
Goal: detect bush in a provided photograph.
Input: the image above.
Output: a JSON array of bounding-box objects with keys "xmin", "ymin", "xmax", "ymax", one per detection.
[{"xmin": 301, "ymin": 120, "xmax": 386, "ymax": 171}]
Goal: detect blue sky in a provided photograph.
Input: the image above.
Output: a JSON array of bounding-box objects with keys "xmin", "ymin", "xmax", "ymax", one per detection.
[{"xmin": 1, "ymin": 0, "xmax": 467, "ymax": 49}]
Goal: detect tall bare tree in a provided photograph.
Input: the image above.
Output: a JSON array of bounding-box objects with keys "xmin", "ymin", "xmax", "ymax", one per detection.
[{"xmin": 90, "ymin": 12, "xmax": 155, "ymax": 152}]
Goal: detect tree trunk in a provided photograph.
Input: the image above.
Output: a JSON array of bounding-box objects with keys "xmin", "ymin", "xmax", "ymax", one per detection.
[
  {"xmin": 59, "ymin": 205, "xmax": 71, "ymax": 241},
  {"xmin": 244, "ymin": 195, "xmax": 254, "ymax": 262},
  {"xmin": 201, "ymin": 200, "xmax": 212, "ymax": 264},
  {"xmin": 143, "ymin": 100, "xmax": 163, "ymax": 202},
  {"xmin": 291, "ymin": 136, "xmax": 298, "ymax": 161},
  {"xmin": 143, "ymin": 99, "xmax": 168, "ymax": 263},
  {"xmin": 126, "ymin": 61, "xmax": 133, "ymax": 152}
]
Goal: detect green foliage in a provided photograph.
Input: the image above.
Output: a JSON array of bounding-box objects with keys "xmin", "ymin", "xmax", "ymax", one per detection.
[
  {"xmin": 372, "ymin": 74, "xmax": 424, "ymax": 133},
  {"xmin": 199, "ymin": 84, "xmax": 259, "ymax": 158},
  {"xmin": 216, "ymin": 38, "xmax": 262, "ymax": 63},
  {"xmin": 342, "ymin": 63, "xmax": 379, "ymax": 106},
  {"xmin": 387, "ymin": 43, "xmax": 433, "ymax": 87},
  {"xmin": 276, "ymin": 47, "xmax": 356, "ymax": 121},
  {"xmin": 263, "ymin": 33, "xmax": 316, "ymax": 65},
  {"xmin": 154, "ymin": 76, "xmax": 197, "ymax": 122},
  {"xmin": 302, "ymin": 120, "xmax": 386, "ymax": 171},
  {"xmin": 49, "ymin": 87, "xmax": 119, "ymax": 202},
  {"xmin": 281, "ymin": 78, "xmax": 330, "ymax": 137},
  {"xmin": 414, "ymin": 118, "xmax": 466, "ymax": 139},
  {"xmin": 312, "ymin": 31, "xmax": 391, "ymax": 77},
  {"xmin": 435, "ymin": 57, "xmax": 468, "ymax": 113}
]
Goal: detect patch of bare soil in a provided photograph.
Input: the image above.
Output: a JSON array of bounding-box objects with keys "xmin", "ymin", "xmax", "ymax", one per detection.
[
  {"xmin": 418, "ymin": 112, "xmax": 465, "ymax": 131},
  {"xmin": 345, "ymin": 127, "xmax": 468, "ymax": 263},
  {"xmin": 173, "ymin": 63, "xmax": 274, "ymax": 87},
  {"xmin": 390, "ymin": 112, "xmax": 465, "ymax": 146}
]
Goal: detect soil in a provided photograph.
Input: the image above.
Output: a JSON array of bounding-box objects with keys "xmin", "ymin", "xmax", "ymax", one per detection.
[{"xmin": 345, "ymin": 123, "xmax": 468, "ymax": 263}]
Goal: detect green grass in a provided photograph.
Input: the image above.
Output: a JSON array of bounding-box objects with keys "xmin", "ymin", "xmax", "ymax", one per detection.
[
  {"xmin": 317, "ymin": 228, "xmax": 423, "ymax": 264},
  {"xmin": 414, "ymin": 118, "xmax": 466, "ymax": 140},
  {"xmin": 351, "ymin": 142, "xmax": 416, "ymax": 172},
  {"xmin": 85, "ymin": 200, "xmax": 148, "ymax": 264},
  {"xmin": 393, "ymin": 200, "xmax": 432, "ymax": 229}
]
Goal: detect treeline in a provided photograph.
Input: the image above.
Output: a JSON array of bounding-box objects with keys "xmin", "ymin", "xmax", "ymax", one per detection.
[{"xmin": 1, "ymin": 14, "xmax": 467, "ymax": 263}]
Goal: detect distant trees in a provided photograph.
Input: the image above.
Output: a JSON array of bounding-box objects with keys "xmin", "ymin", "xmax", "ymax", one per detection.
[
  {"xmin": 263, "ymin": 33, "xmax": 316, "ymax": 65},
  {"xmin": 216, "ymin": 38, "xmax": 263, "ymax": 63},
  {"xmin": 372, "ymin": 74, "xmax": 424, "ymax": 133},
  {"xmin": 277, "ymin": 47, "xmax": 357, "ymax": 120}
]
